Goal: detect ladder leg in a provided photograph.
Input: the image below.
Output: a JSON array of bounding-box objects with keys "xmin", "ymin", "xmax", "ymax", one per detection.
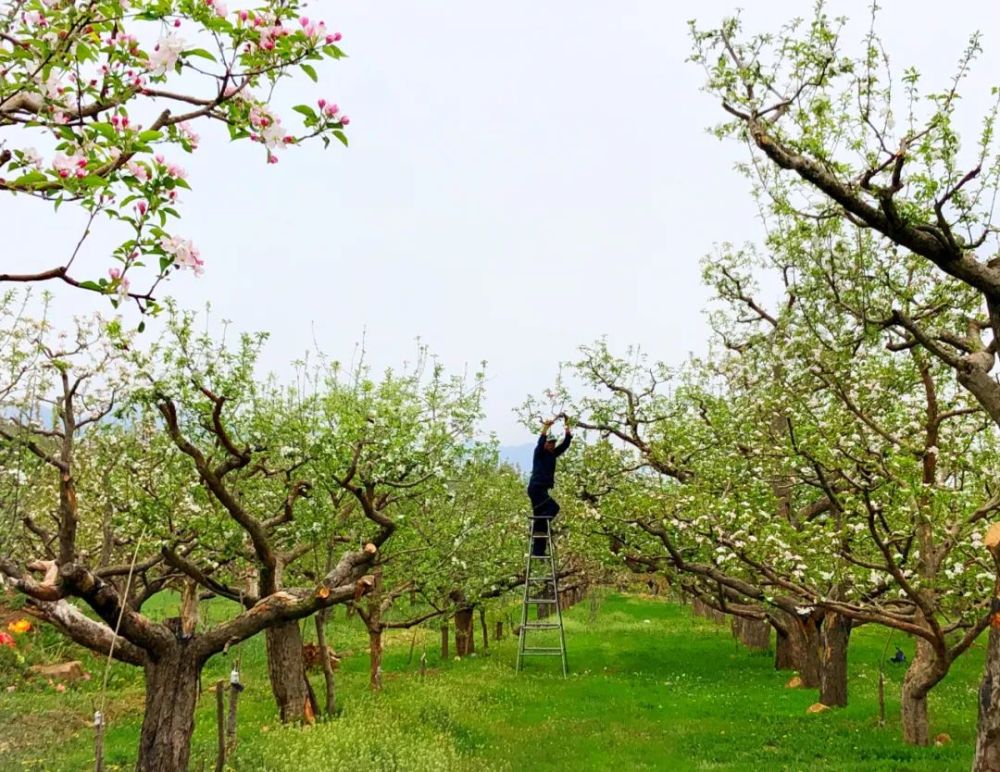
[
  {"xmin": 516, "ymin": 520, "xmax": 533, "ymax": 672},
  {"xmin": 549, "ymin": 529, "xmax": 568, "ymax": 677}
]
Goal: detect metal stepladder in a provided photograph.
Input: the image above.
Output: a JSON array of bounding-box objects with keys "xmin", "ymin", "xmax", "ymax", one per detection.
[{"xmin": 516, "ymin": 516, "xmax": 568, "ymax": 676}]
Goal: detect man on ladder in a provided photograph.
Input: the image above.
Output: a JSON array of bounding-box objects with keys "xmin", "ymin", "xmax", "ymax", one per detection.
[
  {"xmin": 517, "ymin": 414, "xmax": 572, "ymax": 675},
  {"xmin": 527, "ymin": 414, "xmax": 572, "ymax": 556}
]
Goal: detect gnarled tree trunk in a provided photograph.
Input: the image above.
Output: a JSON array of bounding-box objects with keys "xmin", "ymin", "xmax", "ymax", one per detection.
[
  {"xmin": 901, "ymin": 637, "xmax": 947, "ymax": 746},
  {"xmin": 266, "ymin": 620, "xmax": 314, "ymax": 723},
  {"xmin": 773, "ymin": 619, "xmax": 795, "ymax": 671},
  {"xmin": 137, "ymin": 648, "xmax": 201, "ymax": 772},
  {"xmin": 788, "ymin": 610, "xmax": 822, "ymax": 687},
  {"xmin": 732, "ymin": 616, "xmax": 770, "ymax": 651},
  {"xmin": 818, "ymin": 612, "xmax": 851, "ymax": 707},
  {"xmin": 975, "ymin": 601, "xmax": 1000, "ymax": 770},
  {"xmin": 454, "ymin": 607, "xmax": 475, "ymax": 656}
]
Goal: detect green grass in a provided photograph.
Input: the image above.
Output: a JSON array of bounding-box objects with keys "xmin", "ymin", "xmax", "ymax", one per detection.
[{"xmin": 0, "ymin": 593, "xmax": 983, "ymax": 770}]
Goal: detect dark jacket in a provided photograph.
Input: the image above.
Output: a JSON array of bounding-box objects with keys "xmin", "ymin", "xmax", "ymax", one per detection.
[{"xmin": 528, "ymin": 432, "xmax": 571, "ymax": 489}]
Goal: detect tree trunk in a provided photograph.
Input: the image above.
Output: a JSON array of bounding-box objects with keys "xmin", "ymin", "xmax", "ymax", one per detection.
[
  {"xmin": 788, "ymin": 611, "xmax": 822, "ymax": 688},
  {"xmin": 773, "ymin": 622, "xmax": 795, "ymax": 671},
  {"xmin": 454, "ymin": 607, "xmax": 475, "ymax": 656},
  {"xmin": 901, "ymin": 637, "xmax": 947, "ymax": 746},
  {"xmin": 314, "ymin": 609, "xmax": 336, "ymax": 716},
  {"xmin": 732, "ymin": 617, "xmax": 770, "ymax": 651},
  {"xmin": 818, "ymin": 612, "xmax": 851, "ymax": 707},
  {"xmin": 266, "ymin": 620, "xmax": 313, "ymax": 723},
  {"xmin": 974, "ymin": 562, "xmax": 1000, "ymax": 770},
  {"xmin": 136, "ymin": 649, "xmax": 201, "ymax": 772},
  {"xmin": 369, "ymin": 627, "xmax": 383, "ymax": 691}
]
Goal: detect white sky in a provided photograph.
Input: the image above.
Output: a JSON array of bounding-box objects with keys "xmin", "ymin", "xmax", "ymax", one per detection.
[{"xmin": 4, "ymin": 0, "xmax": 1000, "ymax": 443}]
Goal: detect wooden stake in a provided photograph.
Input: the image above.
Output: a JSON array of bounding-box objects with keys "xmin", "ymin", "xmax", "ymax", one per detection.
[
  {"xmin": 93, "ymin": 711, "xmax": 105, "ymax": 772},
  {"xmin": 215, "ymin": 681, "xmax": 226, "ymax": 772}
]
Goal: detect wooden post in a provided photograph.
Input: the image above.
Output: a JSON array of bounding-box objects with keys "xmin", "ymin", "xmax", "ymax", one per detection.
[
  {"xmin": 93, "ymin": 711, "xmax": 105, "ymax": 772},
  {"xmin": 440, "ymin": 622, "xmax": 449, "ymax": 660},
  {"xmin": 215, "ymin": 681, "xmax": 226, "ymax": 772},
  {"xmin": 479, "ymin": 607, "xmax": 489, "ymax": 654},
  {"xmin": 495, "ymin": 620, "xmax": 503, "ymax": 640},
  {"xmin": 420, "ymin": 651, "xmax": 427, "ymax": 679},
  {"xmin": 226, "ymin": 665, "xmax": 242, "ymax": 753}
]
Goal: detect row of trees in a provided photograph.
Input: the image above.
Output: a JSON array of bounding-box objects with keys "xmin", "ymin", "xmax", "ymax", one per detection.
[
  {"xmin": 522, "ymin": 5, "xmax": 1000, "ymax": 769},
  {"xmin": 0, "ymin": 298, "xmax": 540, "ymax": 770}
]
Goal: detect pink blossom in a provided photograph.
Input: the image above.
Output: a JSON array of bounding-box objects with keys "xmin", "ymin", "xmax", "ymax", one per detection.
[
  {"xmin": 178, "ymin": 121, "xmax": 200, "ymax": 149},
  {"xmin": 159, "ymin": 235, "xmax": 204, "ymax": 275},
  {"xmin": 126, "ymin": 161, "xmax": 149, "ymax": 182},
  {"xmin": 340, "ymin": 115, "xmax": 350, "ymax": 126},
  {"xmin": 147, "ymin": 33, "xmax": 185, "ymax": 75},
  {"xmin": 165, "ymin": 163, "xmax": 186, "ymax": 179},
  {"xmin": 108, "ymin": 268, "xmax": 131, "ymax": 297},
  {"xmin": 52, "ymin": 153, "xmax": 86, "ymax": 178},
  {"xmin": 239, "ymin": 10, "xmax": 248, "ymax": 22},
  {"xmin": 136, "ymin": 201, "xmax": 147, "ymax": 215}
]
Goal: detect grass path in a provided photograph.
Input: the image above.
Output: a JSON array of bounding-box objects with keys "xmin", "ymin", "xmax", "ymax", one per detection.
[{"xmin": 0, "ymin": 593, "xmax": 982, "ymax": 770}]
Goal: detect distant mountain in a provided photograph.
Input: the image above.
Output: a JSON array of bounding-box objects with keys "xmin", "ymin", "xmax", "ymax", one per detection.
[{"xmin": 499, "ymin": 443, "xmax": 535, "ymax": 478}]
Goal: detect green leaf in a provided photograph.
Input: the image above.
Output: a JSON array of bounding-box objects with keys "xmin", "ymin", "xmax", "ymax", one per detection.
[
  {"xmin": 79, "ymin": 281, "xmax": 103, "ymax": 292},
  {"xmin": 300, "ymin": 63, "xmax": 318, "ymax": 82},
  {"xmin": 10, "ymin": 171, "xmax": 48, "ymax": 187},
  {"xmin": 138, "ymin": 130, "xmax": 163, "ymax": 143},
  {"xmin": 185, "ymin": 48, "xmax": 217, "ymax": 62},
  {"xmin": 293, "ymin": 104, "xmax": 318, "ymax": 121},
  {"xmin": 81, "ymin": 175, "xmax": 108, "ymax": 187},
  {"xmin": 333, "ymin": 130, "xmax": 349, "ymax": 148},
  {"xmin": 91, "ymin": 123, "xmax": 117, "ymax": 141}
]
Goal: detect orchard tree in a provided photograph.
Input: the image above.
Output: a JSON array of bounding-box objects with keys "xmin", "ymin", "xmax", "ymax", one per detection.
[
  {"xmin": 691, "ymin": 3, "xmax": 1000, "ymax": 759},
  {"xmin": 0, "ymin": 307, "xmax": 383, "ymax": 771},
  {"xmin": 0, "ymin": 0, "xmax": 349, "ymax": 308}
]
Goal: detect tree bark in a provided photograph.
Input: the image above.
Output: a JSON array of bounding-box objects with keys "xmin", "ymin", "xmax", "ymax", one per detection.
[
  {"xmin": 732, "ymin": 616, "xmax": 770, "ymax": 651},
  {"xmin": 788, "ymin": 611, "xmax": 822, "ymax": 688},
  {"xmin": 265, "ymin": 620, "xmax": 313, "ymax": 723},
  {"xmin": 901, "ymin": 637, "xmax": 947, "ymax": 746},
  {"xmin": 773, "ymin": 621, "xmax": 795, "ymax": 671},
  {"xmin": 314, "ymin": 609, "xmax": 336, "ymax": 716},
  {"xmin": 369, "ymin": 627, "xmax": 383, "ymax": 691},
  {"xmin": 454, "ymin": 607, "xmax": 475, "ymax": 656},
  {"xmin": 975, "ymin": 602, "xmax": 1000, "ymax": 770},
  {"xmin": 136, "ymin": 649, "xmax": 201, "ymax": 772},
  {"xmin": 818, "ymin": 612, "xmax": 851, "ymax": 707}
]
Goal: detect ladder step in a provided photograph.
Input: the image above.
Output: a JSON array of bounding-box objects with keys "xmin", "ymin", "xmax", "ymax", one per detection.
[
  {"xmin": 522, "ymin": 623, "xmax": 561, "ymax": 629},
  {"xmin": 522, "ymin": 648, "xmax": 565, "ymax": 655},
  {"xmin": 526, "ymin": 598, "xmax": 557, "ymax": 604}
]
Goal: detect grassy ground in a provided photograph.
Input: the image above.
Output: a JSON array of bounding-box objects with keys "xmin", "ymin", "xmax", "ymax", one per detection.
[{"xmin": 0, "ymin": 593, "xmax": 983, "ymax": 771}]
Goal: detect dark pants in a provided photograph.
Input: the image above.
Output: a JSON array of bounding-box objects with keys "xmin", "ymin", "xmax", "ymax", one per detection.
[{"xmin": 527, "ymin": 485, "xmax": 559, "ymax": 556}]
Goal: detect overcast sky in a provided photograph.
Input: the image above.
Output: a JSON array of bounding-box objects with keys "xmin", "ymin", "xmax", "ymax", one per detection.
[{"xmin": 5, "ymin": 0, "xmax": 1000, "ymax": 443}]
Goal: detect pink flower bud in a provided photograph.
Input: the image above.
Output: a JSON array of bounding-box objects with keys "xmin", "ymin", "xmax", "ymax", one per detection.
[
  {"xmin": 299, "ymin": 16, "xmax": 309, "ymax": 27},
  {"xmin": 340, "ymin": 115, "xmax": 350, "ymax": 126},
  {"xmin": 318, "ymin": 98, "xmax": 326, "ymax": 108}
]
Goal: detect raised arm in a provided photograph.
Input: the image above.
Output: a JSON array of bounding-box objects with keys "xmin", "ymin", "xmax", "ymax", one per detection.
[{"xmin": 554, "ymin": 417, "xmax": 573, "ymax": 457}]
